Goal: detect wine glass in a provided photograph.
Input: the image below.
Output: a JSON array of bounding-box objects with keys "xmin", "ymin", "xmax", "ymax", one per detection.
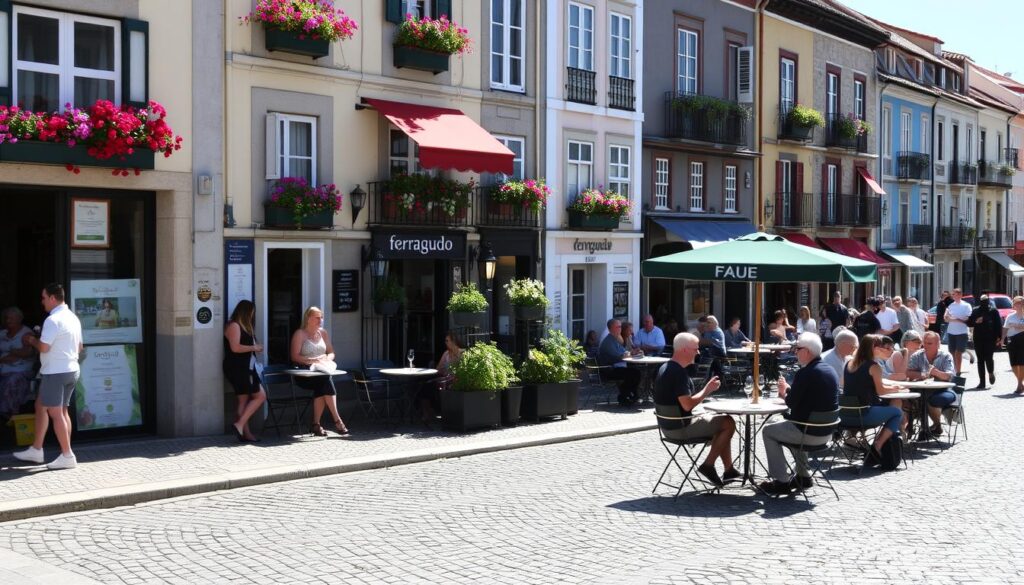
[
  {"xmin": 743, "ymin": 376, "xmax": 753, "ymax": 399},
  {"xmin": 407, "ymin": 349, "xmax": 415, "ymax": 369},
  {"xmin": 758, "ymin": 375, "xmax": 766, "ymax": 390}
]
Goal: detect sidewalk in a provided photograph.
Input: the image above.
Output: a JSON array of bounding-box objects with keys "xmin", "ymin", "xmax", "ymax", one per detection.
[{"xmin": 0, "ymin": 406, "xmax": 654, "ymax": 522}]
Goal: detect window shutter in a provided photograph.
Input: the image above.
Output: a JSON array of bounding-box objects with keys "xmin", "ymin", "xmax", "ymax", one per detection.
[
  {"xmin": 386, "ymin": 0, "xmax": 403, "ymax": 24},
  {"xmin": 0, "ymin": 0, "xmax": 10, "ymax": 106},
  {"xmin": 435, "ymin": 0, "xmax": 452, "ymax": 18},
  {"xmin": 121, "ymin": 19, "xmax": 149, "ymax": 108},
  {"xmin": 737, "ymin": 46, "xmax": 754, "ymax": 104},
  {"xmin": 265, "ymin": 113, "xmax": 281, "ymax": 180},
  {"xmin": 795, "ymin": 162, "xmax": 804, "ymax": 195},
  {"xmin": 774, "ymin": 161, "xmax": 783, "ymax": 194},
  {"xmin": 821, "ymin": 164, "xmax": 828, "ymax": 213}
]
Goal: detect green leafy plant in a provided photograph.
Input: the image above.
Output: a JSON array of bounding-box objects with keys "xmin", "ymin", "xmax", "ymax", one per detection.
[
  {"xmin": 504, "ymin": 278, "xmax": 549, "ymax": 308},
  {"xmin": 836, "ymin": 114, "xmax": 871, "ymax": 139},
  {"xmin": 492, "ymin": 178, "xmax": 549, "ymax": 211},
  {"xmin": 395, "ymin": 15, "xmax": 472, "ymax": 55},
  {"xmin": 787, "ymin": 104, "xmax": 825, "ymax": 128},
  {"xmin": 519, "ymin": 330, "xmax": 586, "ymax": 384},
  {"xmin": 1000, "ymin": 163, "xmax": 1016, "ymax": 176},
  {"xmin": 450, "ymin": 342, "xmax": 518, "ymax": 392},
  {"xmin": 672, "ymin": 94, "xmax": 751, "ymax": 122},
  {"xmin": 447, "ymin": 282, "xmax": 488, "ymax": 313},
  {"xmin": 567, "ymin": 187, "xmax": 632, "ymax": 218},
  {"xmin": 385, "ymin": 173, "xmax": 474, "ymax": 217},
  {"xmin": 372, "ymin": 277, "xmax": 404, "ymax": 304}
]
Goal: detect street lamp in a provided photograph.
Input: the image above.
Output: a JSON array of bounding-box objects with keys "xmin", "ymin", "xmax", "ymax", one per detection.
[
  {"xmin": 764, "ymin": 199, "xmax": 774, "ymax": 221},
  {"xmin": 477, "ymin": 242, "xmax": 497, "ymax": 291},
  {"xmin": 363, "ymin": 245, "xmax": 388, "ymax": 279},
  {"xmin": 349, "ymin": 185, "xmax": 366, "ymax": 224}
]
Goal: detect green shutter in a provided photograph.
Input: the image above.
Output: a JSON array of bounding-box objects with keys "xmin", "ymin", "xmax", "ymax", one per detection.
[
  {"xmin": 121, "ymin": 18, "xmax": 148, "ymax": 108},
  {"xmin": 435, "ymin": 0, "xmax": 452, "ymax": 18},
  {"xmin": 386, "ymin": 0, "xmax": 403, "ymax": 24},
  {"xmin": 0, "ymin": 0, "xmax": 10, "ymax": 106}
]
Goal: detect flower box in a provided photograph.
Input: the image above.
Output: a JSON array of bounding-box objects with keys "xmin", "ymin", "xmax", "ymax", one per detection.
[
  {"xmin": 263, "ymin": 203, "xmax": 334, "ymax": 229},
  {"xmin": 521, "ymin": 383, "xmax": 570, "ymax": 422},
  {"xmin": 393, "ymin": 45, "xmax": 450, "ymax": 74},
  {"xmin": 567, "ymin": 210, "xmax": 619, "ymax": 230},
  {"xmin": 265, "ymin": 28, "xmax": 330, "ymax": 58},
  {"xmin": 451, "ymin": 311, "xmax": 486, "ymax": 329},
  {"xmin": 0, "ymin": 141, "xmax": 155, "ymax": 169},
  {"xmin": 440, "ymin": 388, "xmax": 502, "ymax": 432},
  {"xmin": 514, "ymin": 305, "xmax": 546, "ymax": 321},
  {"xmin": 501, "ymin": 385, "xmax": 522, "ymax": 426}
]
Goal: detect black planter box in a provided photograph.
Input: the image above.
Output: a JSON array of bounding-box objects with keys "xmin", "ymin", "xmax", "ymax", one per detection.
[
  {"xmin": 0, "ymin": 141, "xmax": 155, "ymax": 169},
  {"xmin": 265, "ymin": 27, "xmax": 330, "ymax": 59},
  {"xmin": 263, "ymin": 204, "xmax": 334, "ymax": 230},
  {"xmin": 521, "ymin": 383, "xmax": 570, "ymax": 421},
  {"xmin": 374, "ymin": 301, "xmax": 401, "ymax": 316},
  {"xmin": 567, "ymin": 210, "xmax": 619, "ymax": 230},
  {"xmin": 441, "ymin": 389, "xmax": 502, "ymax": 432},
  {"xmin": 564, "ymin": 379, "xmax": 581, "ymax": 415},
  {"xmin": 393, "ymin": 44, "xmax": 450, "ymax": 74},
  {"xmin": 501, "ymin": 385, "xmax": 522, "ymax": 426},
  {"xmin": 451, "ymin": 311, "xmax": 486, "ymax": 329},
  {"xmin": 514, "ymin": 305, "xmax": 546, "ymax": 321}
]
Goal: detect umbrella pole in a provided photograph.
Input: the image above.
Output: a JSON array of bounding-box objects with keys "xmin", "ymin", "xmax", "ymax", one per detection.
[{"xmin": 752, "ymin": 281, "xmax": 762, "ymax": 404}]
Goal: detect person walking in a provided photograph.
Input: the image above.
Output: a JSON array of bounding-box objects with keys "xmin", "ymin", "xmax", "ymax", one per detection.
[
  {"xmin": 13, "ymin": 283, "xmax": 83, "ymax": 469},
  {"xmin": 933, "ymin": 290, "xmax": 952, "ymax": 338},
  {"xmin": 1002, "ymin": 296, "xmax": 1024, "ymax": 394},
  {"xmin": 824, "ymin": 291, "xmax": 849, "ymax": 332},
  {"xmin": 968, "ymin": 295, "xmax": 1002, "ymax": 389},
  {"xmin": 223, "ymin": 300, "xmax": 267, "ymax": 442},
  {"xmin": 944, "ymin": 288, "xmax": 973, "ymax": 375}
]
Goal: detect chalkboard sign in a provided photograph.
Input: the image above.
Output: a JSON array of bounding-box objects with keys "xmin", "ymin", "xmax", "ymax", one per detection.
[{"xmin": 333, "ymin": 270, "xmax": 359, "ymax": 313}]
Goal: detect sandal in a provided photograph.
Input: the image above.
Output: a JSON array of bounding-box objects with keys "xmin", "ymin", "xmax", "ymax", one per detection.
[
  {"xmin": 310, "ymin": 424, "xmax": 327, "ymax": 437},
  {"xmin": 333, "ymin": 418, "xmax": 350, "ymax": 435}
]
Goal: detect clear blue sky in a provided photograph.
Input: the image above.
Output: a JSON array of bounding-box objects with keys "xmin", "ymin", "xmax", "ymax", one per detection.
[{"xmin": 840, "ymin": 0, "xmax": 1024, "ymax": 79}]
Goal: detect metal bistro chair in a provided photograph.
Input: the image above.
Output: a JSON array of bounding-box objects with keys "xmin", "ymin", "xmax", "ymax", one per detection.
[
  {"xmin": 582, "ymin": 356, "xmax": 620, "ymax": 408},
  {"xmin": 352, "ymin": 370, "xmax": 405, "ymax": 425},
  {"xmin": 942, "ymin": 375, "xmax": 968, "ymax": 445},
  {"xmin": 652, "ymin": 405, "xmax": 719, "ymax": 498},
  {"xmin": 834, "ymin": 395, "xmax": 880, "ymax": 470},
  {"xmin": 262, "ymin": 364, "xmax": 311, "ymax": 437},
  {"xmin": 776, "ymin": 409, "xmax": 842, "ymax": 501}
]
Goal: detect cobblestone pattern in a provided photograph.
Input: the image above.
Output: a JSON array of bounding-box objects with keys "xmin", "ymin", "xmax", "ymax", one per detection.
[{"xmin": 1, "ymin": 355, "xmax": 1023, "ymax": 583}]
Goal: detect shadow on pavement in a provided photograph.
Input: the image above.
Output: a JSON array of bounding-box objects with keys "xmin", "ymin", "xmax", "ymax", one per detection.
[{"xmin": 609, "ymin": 491, "xmax": 814, "ymax": 518}]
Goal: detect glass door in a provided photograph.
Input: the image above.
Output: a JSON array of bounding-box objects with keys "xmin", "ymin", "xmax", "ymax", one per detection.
[
  {"xmin": 570, "ymin": 267, "xmax": 586, "ymax": 342},
  {"xmin": 262, "ymin": 242, "xmax": 324, "ymax": 366}
]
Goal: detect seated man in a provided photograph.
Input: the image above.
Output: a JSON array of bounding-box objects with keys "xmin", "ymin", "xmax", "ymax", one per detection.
[
  {"xmin": 598, "ymin": 319, "xmax": 642, "ymax": 406},
  {"xmin": 759, "ymin": 332, "xmax": 840, "ymax": 495},
  {"xmin": 698, "ymin": 315, "xmax": 728, "ymax": 380},
  {"xmin": 654, "ymin": 332, "xmax": 738, "ymax": 487},
  {"xmin": 821, "ymin": 328, "xmax": 858, "ymax": 389},
  {"xmin": 906, "ymin": 330, "xmax": 957, "ymax": 437},
  {"xmin": 635, "ymin": 314, "xmax": 666, "ymax": 355}
]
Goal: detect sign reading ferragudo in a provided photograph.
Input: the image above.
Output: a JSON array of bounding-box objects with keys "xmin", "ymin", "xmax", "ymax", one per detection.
[{"xmin": 372, "ymin": 232, "xmax": 467, "ymax": 260}]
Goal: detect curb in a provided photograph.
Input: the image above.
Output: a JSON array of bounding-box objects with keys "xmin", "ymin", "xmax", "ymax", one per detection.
[{"xmin": 0, "ymin": 420, "xmax": 656, "ymax": 523}]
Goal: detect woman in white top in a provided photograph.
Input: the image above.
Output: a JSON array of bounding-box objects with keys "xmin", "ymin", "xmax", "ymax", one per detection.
[
  {"xmin": 290, "ymin": 306, "xmax": 348, "ymax": 436},
  {"xmin": 796, "ymin": 305, "xmax": 817, "ymax": 336},
  {"xmin": 1002, "ymin": 296, "xmax": 1024, "ymax": 394},
  {"xmin": 906, "ymin": 297, "xmax": 928, "ymax": 334},
  {"xmin": 0, "ymin": 307, "xmax": 36, "ymax": 422}
]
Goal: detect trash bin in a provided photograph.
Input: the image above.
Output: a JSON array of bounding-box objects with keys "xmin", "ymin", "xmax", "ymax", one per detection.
[{"xmin": 8, "ymin": 414, "xmax": 35, "ymax": 446}]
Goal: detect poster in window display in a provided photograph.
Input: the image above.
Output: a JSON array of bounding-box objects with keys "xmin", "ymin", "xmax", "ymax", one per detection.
[
  {"xmin": 70, "ymin": 279, "xmax": 143, "ymax": 344},
  {"xmin": 71, "ymin": 198, "xmax": 111, "ymax": 248},
  {"xmin": 74, "ymin": 344, "xmax": 142, "ymax": 430}
]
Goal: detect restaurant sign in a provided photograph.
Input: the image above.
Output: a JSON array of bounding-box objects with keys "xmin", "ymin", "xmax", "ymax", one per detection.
[
  {"xmin": 372, "ymin": 232, "xmax": 467, "ymax": 260},
  {"xmin": 555, "ymin": 237, "xmax": 629, "ymax": 255}
]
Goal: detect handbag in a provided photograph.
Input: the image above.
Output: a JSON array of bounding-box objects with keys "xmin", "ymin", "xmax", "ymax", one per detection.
[{"xmin": 249, "ymin": 334, "xmax": 265, "ymax": 380}]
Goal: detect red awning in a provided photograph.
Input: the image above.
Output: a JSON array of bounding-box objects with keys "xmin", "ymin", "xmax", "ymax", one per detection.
[
  {"xmin": 362, "ymin": 98, "xmax": 514, "ymax": 174},
  {"xmin": 818, "ymin": 237, "xmax": 892, "ymax": 265},
  {"xmin": 781, "ymin": 233, "xmax": 821, "ymax": 249},
  {"xmin": 857, "ymin": 166, "xmax": 886, "ymax": 195}
]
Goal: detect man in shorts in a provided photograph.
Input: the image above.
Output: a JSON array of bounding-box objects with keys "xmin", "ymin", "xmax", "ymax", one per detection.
[
  {"xmin": 653, "ymin": 332, "xmax": 738, "ymax": 487},
  {"xmin": 14, "ymin": 283, "xmax": 83, "ymax": 470},
  {"xmin": 944, "ymin": 288, "xmax": 973, "ymax": 375}
]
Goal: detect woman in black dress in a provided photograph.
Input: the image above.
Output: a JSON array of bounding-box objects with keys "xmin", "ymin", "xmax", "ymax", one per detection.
[{"xmin": 223, "ymin": 300, "xmax": 267, "ymax": 442}]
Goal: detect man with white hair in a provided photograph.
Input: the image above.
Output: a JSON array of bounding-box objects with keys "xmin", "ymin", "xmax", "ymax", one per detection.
[
  {"xmin": 759, "ymin": 332, "xmax": 840, "ymax": 495},
  {"xmin": 820, "ymin": 328, "xmax": 858, "ymax": 388}
]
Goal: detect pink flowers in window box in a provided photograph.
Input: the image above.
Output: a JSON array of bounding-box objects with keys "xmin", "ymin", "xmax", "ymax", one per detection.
[
  {"xmin": 568, "ymin": 187, "xmax": 633, "ymax": 218},
  {"xmin": 242, "ymin": 0, "xmax": 358, "ymax": 42},
  {"xmin": 268, "ymin": 177, "xmax": 342, "ymax": 221},
  {"xmin": 395, "ymin": 15, "xmax": 472, "ymax": 55},
  {"xmin": 493, "ymin": 179, "xmax": 550, "ymax": 212}
]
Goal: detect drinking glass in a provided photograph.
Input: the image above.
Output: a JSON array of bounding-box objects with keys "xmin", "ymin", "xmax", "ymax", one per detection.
[
  {"xmin": 758, "ymin": 375, "xmax": 766, "ymax": 390},
  {"xmin": 743, "ymin": 376, "xmax": 753, "ymax": 399},
  {"xmin": 407, "ymin": 349, "xmax": 415, "ymax": 368}
]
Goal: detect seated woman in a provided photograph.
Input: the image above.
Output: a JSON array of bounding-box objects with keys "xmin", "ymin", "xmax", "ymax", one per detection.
[
  {"xmin": 723, "ymin": 317, "xmax": 751, "ymax": 349},
  {"xmin": 621, "ymin": 321, "xmax": 640, "ymax": 355},
  {"xmin": 873, "ymin": 336, "xmax": 896, "ymax": 377},
  {"xmin": 94, "ymin": 298, "xmax": 120, "ymax": 329},
  {"xmin": 842, "ymin": 334, "xmax": 905, "ymax": 468},
  {"xmin": 290, "ymin": 306, "xmax": 349, "ymax": 437},
  {"xmin": 582, "ymin": 330, "xmax": 600, "ymax": 358},
  {"xmin": 420, "ymin": 331, "xmax": 464, "ymax": 426},
  {"xmin": 766, "ymin": 310, "xmax": 789, "ymax": 344},
  {"xmin": 0, "ymin": 307, "xmax": 36, "ymax": 422},
  {"xmin": 796, "ymin": 305, "xmax": 817, "ymax": 336},
  {"xmin": 886, "ymin": 330, "xmax": 922, "ymax": 382}
]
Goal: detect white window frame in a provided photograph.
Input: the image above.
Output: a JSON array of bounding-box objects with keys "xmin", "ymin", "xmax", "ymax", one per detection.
[
  {"xmin": 274, "ymin": 113, "xmax": 317, "ymax": 184},
  {"xmin": 566, "ymin": 140, "xmax": 593, "ymax": 200},
  {"xmin": 494, "ymin": 135, "xmax": 525, "ymax": 181},
  {"xmin": 826, "ymin": 164, "xmax": 838, "ymax": 223},
  {"xmin": 689, "ymin": 161, "xmax": 704, "ymax": 212},
  {"xmin": 609, "ymin": 13, "xmax": 631, "ymax": 79},
  {"xmin": 568, "ymin": 2, "xmax": 594, "ymax": 72},
  {"xmin": 490, "ymin": 0, "xmax": 525, "ymax": 92},
  {"xmin": 401, "ymin": 0, "xmax": 431, "ymax": 19},
  {"xmin": 779, "ymin": 160, "xmax": 793, "ymax": 220},
  {"xmin": 967, "ymin": 126, "xmax": 974, "ymax": 163},
  {"xmin": 608, "ymin": 145, "xmax": 630, "ymax": 197},
  {"xmin": 724, "ymin": 164, "xmax": 738, "ymax": 213},
  {"xmin": 677, "ymin": 28, "xmax": 698, "ymax": 95},
  {"xmin": 882, "ymin": 106, "xmax": 892, "ymax": 158},
  {"xmin": 780, "ymin": 58, "xmax": 796, "ymax": 112},
  {"xmin": 900, "ymin": 111, "xmax": 912, "ymax": 152},
  {"xmin": 854, "ymin": 79, "xmax": 865, "ymax": 119},
  {"xmin": 920, "ymin": 191, "xmax": 929, "ymax": 224},
  {"xmin": 12, "ymin": 5, "xmax": 122, "ymax": 110},
  {"xmin": 654, "ymin": 157, "xmax": 670, "ymax": 210},
  {"xmin": 921, "ymin": 115, "xmax": 930, "ymax": 155},
  {"xmin": 826, "ymin": 72, "xmax": 839, "ymax": 117}
]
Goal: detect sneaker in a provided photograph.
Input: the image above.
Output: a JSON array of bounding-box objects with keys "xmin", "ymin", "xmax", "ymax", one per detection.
[
  {"xmin": 13, "ymin": 446, "xmax": 44, "ymax": 464},
  {"xmin": 46, "ymin": 453, "xmax": 77, "ymax": 470}
]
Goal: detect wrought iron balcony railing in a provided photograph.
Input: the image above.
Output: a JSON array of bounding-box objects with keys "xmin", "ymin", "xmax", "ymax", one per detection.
[
  {"xmin": 949, "ymin": 161, "xmax": 978, "ymax": 185},
  {"xmin": 935, "ymin": 224, "xmax": 973, "ymax": 249},
  {"xmin": 664, "ymin": 92, "xmax": 749, "ymax": 146},
  {"xmin": 475, "ymin": 186, "xmax": 541, "ymax": 229},
  {"xmin": 896, "ymin": 151, "xmax": 930, "ymax": 181},
  {"xmin": 888, "ymin": 223, "xmax": 932, "ymax": 248},
  {"xmin": 366, "ymin": 180, "xmax": 472, "ymax": 228},
  {"xmin": 566, "ymin": 67, "xmax": 597, "ymax": 105},
  {"xmin": 608, "ymin": 76, "xmax": 635, "ymax": 111},
  {"xmin": 824, "ymin": 113, "xmax": 868, "ymax": 152},
  {"xmin": 818, "ymin": 194, "xmax": 882, "ymax": 227},
  {"xmin": 978, "ymin": 160, "xmax": 1014, "ymax": 188},
  {"xmin": 772, "ymin": 192, "xmax": 814, "ymax": 228},
  {"xmin": 1004, "ymin": 148, "xmax": 1020, "ymax": 170},
  {"xmin": 980, "ymin": 229, "xmax": 1013, "ymax": 248}
]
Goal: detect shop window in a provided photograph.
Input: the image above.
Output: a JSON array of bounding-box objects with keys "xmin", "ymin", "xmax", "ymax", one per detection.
[
  {"xmin": 490, "ymin": 0, "xmax": 525, "ymax": 92},
  {"xmin": 568, "ymin": 2, "xmax": 594, "ymax": 71},
  {"xmin": 265, "ymin": 113, "xmax": 316, "ymax": 183},
  {"xmin": 608, "ymin": 145, "xmax": 630, "ymax": 197}
]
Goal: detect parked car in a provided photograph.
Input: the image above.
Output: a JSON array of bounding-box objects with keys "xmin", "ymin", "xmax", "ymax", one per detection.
[{"xmin": 926, "ymin": 293, "xmax": 1013, "ymax": 325}]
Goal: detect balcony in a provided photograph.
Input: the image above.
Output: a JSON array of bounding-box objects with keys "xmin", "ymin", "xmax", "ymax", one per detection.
[
  {"xmin": 896, "ymin": 151, "xmax": 931, "ymax": 181},
  {"xmin": 818, "ymin": 194, "xmax": 882, "ymax": 227},
  {"xmin": 888, "ymin": 223, "xmax": 932, "ymax": 248},
  {"xmin": 664, "ymin": 92, "xmax": 749, "ymax": 146},
  {"xmin": 1004, "ymin": 147, "xmax": 1020, "ymax": 170},
  {"xmin": 777, "ymin": 108, "xmax": 816, "ymax": 142},
  {"xmin": 978, "ymin": 160, "xmax": 1014, "ymax": 188},
  {"xmin": 366, "ymin": 180, "xmax": 472, "ymax": 228},
  {"xmin": 949, "ymin": 161, "xmax": 978, "ymax": 185},
  {"xmin": 475, "ymin": 186, "xmax": 541, "ymax": 229},
  {"xmin": 823, "ymin": 114, "xmax": 869, "ymax": 152},
  {"xmin": 980, "ymin": 229, "xmax": 1014, "ymax": 248},
  {"xmin": 566, "ymin": 67, "xmax": 597, "ymax": 105},
  {"xmin": 608, "ymin": 76, "xmax": 635, "ymax": 111},
  {"xmin": 935, "ymin": 224, "xmax": 974, "ymax": 249},
  {"xmin": 772, "ymin": 192, "xmax": 814, "ymax": 228}
]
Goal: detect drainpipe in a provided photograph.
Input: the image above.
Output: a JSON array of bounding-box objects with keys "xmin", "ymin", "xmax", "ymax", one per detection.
[
  {"xmin": 535, "ymin": 0, "xmax": 543, "ymax": 276},
  {"xmin": 931, "ymin": 97, "xmax": 938, "ymax": 281}
]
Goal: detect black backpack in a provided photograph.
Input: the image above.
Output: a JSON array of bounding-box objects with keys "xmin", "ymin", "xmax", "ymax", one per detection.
[{"xmin": 878, "ymin": 434, "xmax": 903, "ymax": 471}]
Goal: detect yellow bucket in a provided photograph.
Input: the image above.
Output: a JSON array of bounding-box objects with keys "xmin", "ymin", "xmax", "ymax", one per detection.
[{"xmin": 9, "ymin": 414, "xmax": 35, "ymax": 446}]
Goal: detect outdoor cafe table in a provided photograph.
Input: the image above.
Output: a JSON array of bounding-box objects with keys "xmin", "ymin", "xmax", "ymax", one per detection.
[
  {"xmin": 621, "ymin": 356, "xmax": 670, "ymax": 403},
  {"xmin": 282, "ymin": 368, "xmax": 348, "ymax": 432},
  {"xmin": 884, "ymin": 379, "xmax": 955, "ymax": 441},
  {"xmin": 380, "ymin": 368, "xmax": 440, "ymax": 423},
  {"xmin": 728, "ymin": 344, "xmax": 792, "ymax": 384},
  {"xmin": 703, "ymin": 398, "xmax": 789, "ymax": 485}
]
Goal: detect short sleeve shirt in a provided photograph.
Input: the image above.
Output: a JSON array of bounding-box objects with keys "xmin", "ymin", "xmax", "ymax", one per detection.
[
  {"xmin": 39, "ymin": 304, "xmax": 83, "ymax": 375},
  {"xmin": 876, "ymin": 307, "xmax": 899, "ymax": 331},
  {"xmin": 907, "ymin": 349, "xmax": 954, "ymax": 377},
  {"xmin": 1004, "ymin": 313, "xmax": 1024, "ymax": 339},
  {"xmin": 654, "ymin": 361, "xmax": 696, "ymax": 418},
  {"xmin": 635, "ymin": 326, "xmax": 666, "ymax": 352},
  {"xmin": 945, "ymin": 300, "xmax": 973, "ymax": 336}
]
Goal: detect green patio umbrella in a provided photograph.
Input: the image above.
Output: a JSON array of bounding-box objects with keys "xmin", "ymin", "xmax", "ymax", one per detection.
[{"xmin": 641, "ymin": 232, "xmax": 877, "ymax": 401}]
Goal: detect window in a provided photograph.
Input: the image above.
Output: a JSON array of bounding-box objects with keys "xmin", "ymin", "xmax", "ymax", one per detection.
[
  {"xmin": 900, "ymin": 112, "xmax": 912, "ymax": 151},
  {"xmin": 779, "ymin": 160, "xmax": 793, "ymax": 220},
  {"xmin": 780, "ymin": 57, "xmax": 796, "ymax": 112},
  {"xmin": 401, "ymin": 0, "xmax": 431, "ymax": 19},
  {"xmin": 854, "ymin": 79, "xmax": 865, "ymax": 120},
  {"xmin": 937, "ymin": 120, "xmax": 945, "ymax": 161},
  {"xmin": 939, "ymin": 68, "xmax": 947, "ymax": 88},
  {"xmin": 980, "ymin": 129, "xmax": 987, "ymax": 162},
  {"xmin": 920, "ymin": 191, "xmax": 929, "ymax": 224},
  {"xmin": 825, "ymin": 163, "xmax": 838, "ymax": 223},
  {"xmin": 13, "ymin": 6, "xmax": 122, "ymax": 112},
  {"xmin": 967, "ymin": 126, "xmax": 973, "ymax": 162},
  {"xmin": 270, "ymin": 114, "xmax": 316, "ymax": 183},
  {"xmin": 490, "ymin": 0, "xmax": 524, "ymax": 91},
  {"xmin": 566, "ymin": 140, "xmax": 593, "ymax": 200},
  {"xmin": 654, "ymin": 157, "xmax": 670, "ymax": 209},
  {"xmin": 608, "ymin": 145, "xmax": 630, "ymax": 197},
  {"xmin": 952, "ymin": 74, "xmax": 961, "ymax": 92},
  {"xmin": 881, "ymin": 106, "xmax": 892, "ymax": 158},
  {"xmin": 724, "ymin": 165, "xmax": 737, "ymax": 213},
  {"xmin": 689, "ymin": 161, "xmax": 704, "ymax": 211},
  {"xmin": 494, "ymin": 135, "xmax": 524, "ymax": 181},
  {"xmin": 826, "ymin": 71, "xmax": 839, "ymax": 117},
  {"xmin": 921, "ymin": 115, "xmax": 930, "ymax": 155},
  {"xmin": 676, "ymin": 28, "xmax": 698, "ymax": 94},
  {"xmin": 389, "ymin": 129, "xmax": 432, "ymax": 177},
  {"xmin": 885, "ymin": 48, "xmax": 896, "ymax": 72},
  {"xmin": 727, "ymin": 43, "xmax": 740, "ymax": 101},
  {"xmin": 568, "ymin": 3, "xmax": 594, "ymax": 71},
  {"xmin": 609, "ymin": 13, "xmax": 631, "ymax": 79}
]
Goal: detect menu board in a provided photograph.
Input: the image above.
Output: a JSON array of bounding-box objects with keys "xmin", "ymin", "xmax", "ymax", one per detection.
[
  {"xmin": 74, "ymin": 344, "xmax": 142, "ymax": 430},
  {"xmin": 333, "ymin": 270, "xmax": 359, "ymax": 313}
]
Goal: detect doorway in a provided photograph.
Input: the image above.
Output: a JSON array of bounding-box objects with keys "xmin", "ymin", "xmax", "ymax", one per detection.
[{"xmin": 262, "ymin": 243, "xmax": 324, "ymax": 365}]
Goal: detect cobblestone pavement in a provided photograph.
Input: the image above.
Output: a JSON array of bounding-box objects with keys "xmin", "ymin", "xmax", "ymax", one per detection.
[{"xmin": 1, "ymin": 355, "xmax": 1023, "ymax": 584}]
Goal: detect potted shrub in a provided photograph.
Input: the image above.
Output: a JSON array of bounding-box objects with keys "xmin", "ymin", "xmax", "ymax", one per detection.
[
  {"xmin": 263, "ymin": 177, "xmax": 342, "ymax": 229},
  {"xmin": 519, "ymin": 330, "xmax": 586, "ymax": 420},
  {"xmin": 784, "ymin": 104, "xmax": 825, "ymax": 140},
  {"xmin": 505, "ymin": 278, "xmax": 549, "ymax": 321},
  {"xmin": 447, "ymin": 282, "xmax": 488, "ymax": 329},
  {"xmin": 490, "ymin": 178, "xmax": 549, "ymax": 222},
  {"xmin": 242, "ymin": 0, "xmax": 358, "ymax": 59},
  {"xmin": 443, "ymin": 342, "xmax": 517, "ymax": 431},
  {"xmin": 566, "ymin": 187, "xmax": 632, "ymax": 230},
  {"xmin": 372, "ymin": 277, "xmax": 404, "ymax": 316},
  {"xmin": 393, "ymin": 15, "xmax": 472, "ymax": 74}
]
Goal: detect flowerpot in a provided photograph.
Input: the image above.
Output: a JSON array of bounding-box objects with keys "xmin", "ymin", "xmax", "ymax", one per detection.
[
  {"xmin": 374, "ymin": 301, "xmax": 401, "ymax": 316},
  {"xmin": 393, "ymin": 44, "xmax": 451, "ymax": 74},
  {"xmin": 501, "ymin": 385, "xmax": 522, "ymax": 426},
  {"xmin": 785, "ymin": 123, "xmax": 815, "ymax": 141},
  {"xmin": 567, "ymin": 210, "xmax": 619, "ymax": 230},
  {"xmin": 264, "ymin": 27, "xmax": 330, "ymax": 59},
  {"xmin": 263, "ymin": 204, "xmax": 333, "ymax": 229},
  {"xmin": 514, "ymin": 305, "xmax": 546, "ymax": 321},
  {"xmin": 451, "ymin": 311, "xmax": 486, "ymax": 329},
  {"xmin": 521, "ymin": 383, "xmax": 569, "ymax": 421},
  {"xmin": 0, "ymin": 141, "xmax": 155, "ymax": 170},
  {"xmin": 564, "ymin": 379, "xmax": 581, "ymax": 415},
  {"xmin": 440, "ymin": 388, "xmax": 502, "ymax": 432}
]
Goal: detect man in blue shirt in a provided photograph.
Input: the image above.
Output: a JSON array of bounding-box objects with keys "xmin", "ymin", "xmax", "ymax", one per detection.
[
  {"xmin": 597, "ymin": 319, "xmax": 641, "ymax": 406},
  {"xmin": 635, "ymin": 314, "xmax": 666, "ymax": 355}
]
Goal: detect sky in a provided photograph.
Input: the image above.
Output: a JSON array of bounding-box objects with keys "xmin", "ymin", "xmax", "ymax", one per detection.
[{"xmin": 839, "ymin": 0, "xmax": 1023, "ymax": 79}]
